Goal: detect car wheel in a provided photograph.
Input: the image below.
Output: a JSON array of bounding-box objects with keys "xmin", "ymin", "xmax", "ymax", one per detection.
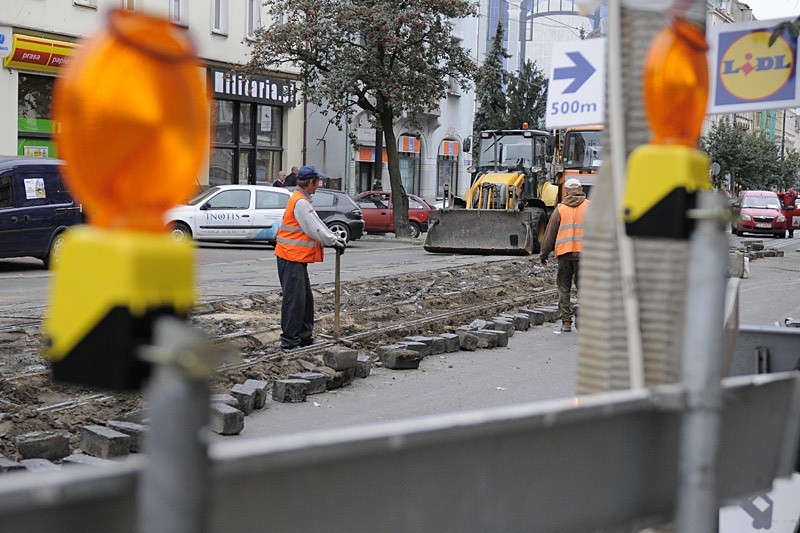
[
  {"xmin": 775, "ymin": 232, "xmax": 785, "ymax": 239},
  {"xmin": 328, "ymin": 222, "xmax": 351, "ymax": 242},
  {"xmin": 169, "ymin": 222, "xmax": 193, "ymax": 243},
  {"xmin": 43, "ymin": 231, "xmax": 67, "ymax": 269},
  {"xmin": 408, "ymin": 221, "xmax": 421, "ymax": 239}
]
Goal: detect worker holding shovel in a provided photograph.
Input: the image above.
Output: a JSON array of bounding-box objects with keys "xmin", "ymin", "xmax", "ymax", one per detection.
[{"xmin": 274, "ymin": 166, "xmax": 346, "ymax": 350}]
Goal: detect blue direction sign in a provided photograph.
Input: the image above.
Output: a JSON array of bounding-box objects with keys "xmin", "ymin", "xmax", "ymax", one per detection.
[
  {"xmin": 553, "ymin": 52, "xmax": 596, "ymax": 93},
  {"xmin": 546, "ymin": 39, "xmax": 606, "ymax": 129}
]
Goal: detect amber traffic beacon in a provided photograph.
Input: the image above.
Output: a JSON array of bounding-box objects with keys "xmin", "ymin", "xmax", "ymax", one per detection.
[{"xmin": 44, "ymin": 9, "xmax": 208, "ymax": 390}]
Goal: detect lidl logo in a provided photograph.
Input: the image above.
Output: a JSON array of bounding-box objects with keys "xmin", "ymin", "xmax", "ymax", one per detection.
[
  {"xmin": 0, "ymin": 34, "xmax": 5, "ymax": 45},
  {"xmin": 715, "ymin": 28, "xmax": 796, "ymax": 105}
]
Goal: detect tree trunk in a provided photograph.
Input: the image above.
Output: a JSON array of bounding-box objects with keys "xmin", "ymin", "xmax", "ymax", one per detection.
[{"xmin": 379, "ymin": 107, "xmax": 410, "ymax": 238}]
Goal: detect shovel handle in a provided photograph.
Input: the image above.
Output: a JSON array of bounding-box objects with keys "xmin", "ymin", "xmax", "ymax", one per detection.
[{"xmin": 334, "ymin": 249, "xmax": 341, "ymax": 341}]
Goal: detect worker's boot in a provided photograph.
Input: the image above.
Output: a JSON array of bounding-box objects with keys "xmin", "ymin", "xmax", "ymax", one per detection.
[{"xmin": 561, "ymin": 320, "xmax": 572, "ymax": 333}]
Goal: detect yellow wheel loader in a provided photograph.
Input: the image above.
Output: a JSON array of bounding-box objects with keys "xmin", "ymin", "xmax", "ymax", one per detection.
[{"xmin": 424, "ymin": 128, "xmax": 560, "ymax": 255}]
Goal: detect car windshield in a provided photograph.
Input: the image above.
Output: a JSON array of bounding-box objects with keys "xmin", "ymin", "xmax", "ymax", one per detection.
[
  {"xmin": 477, "ymin": 134, "xmax": 536, "ymax": 169},
  {"xmin": 186, "ymin": 187, "xmax": 220, "ymax": 206},
  {"xmin": 563, "ymin": 130, "xmax": 602, "ymax": 170},
  {"xmin": 742, "ymin": 196, "xmax": 781, "ymax": 209}
]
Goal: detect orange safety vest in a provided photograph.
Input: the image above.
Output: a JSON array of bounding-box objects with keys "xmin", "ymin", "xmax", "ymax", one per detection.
[
  {"xmin": 554, "ymin": 200, "xmax": 590, "ymax": 257},
  {"xmin": 274, "ymin": 190, "xmax": 324, "ymax": 263}
]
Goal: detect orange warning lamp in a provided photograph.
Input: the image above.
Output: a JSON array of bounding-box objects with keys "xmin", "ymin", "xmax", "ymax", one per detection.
[
  {"xmin": 45, "ymin": 9, "xmax": 206, "ymax": 390},
  {"xmin": 642, "ymin": 18, "xmax": 709, "ymax": 147},
  {"xmin": 53, "ymin": 9, "xmax": 208, "ymax": 231},
  {"xmin": 622, "ymin": 17, "xmax": 711, "ymax": 239}
]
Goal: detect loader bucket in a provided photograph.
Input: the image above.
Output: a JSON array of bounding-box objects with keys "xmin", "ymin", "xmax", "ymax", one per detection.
[{"xmin": 424, "ymin": 209, "xmax": 534, "ymax": 255}]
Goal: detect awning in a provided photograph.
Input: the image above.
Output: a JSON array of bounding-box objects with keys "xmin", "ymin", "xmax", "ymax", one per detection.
[
  {"xmin": 356, "ymin": 146, "xmax": 388, "ymax": 163},
  {"xmin": 399, "ymin": 135, "xmax": 420, "ymax": 154},
  {"xmin": 439, "ymin": 140, "xmax": 460, "ymax": 156},
  {"xmin": 3, "ymin": 35, "xmax": 79, "ymax": 74}
]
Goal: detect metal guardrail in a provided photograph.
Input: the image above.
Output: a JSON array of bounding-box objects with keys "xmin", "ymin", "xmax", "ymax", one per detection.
[{"xmin": 1, "ymin": 372, "xmax": 798, "ymax": 533}]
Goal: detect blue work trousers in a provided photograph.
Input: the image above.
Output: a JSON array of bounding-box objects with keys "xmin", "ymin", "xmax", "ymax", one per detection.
[{"xmin": 277, "ymin": 257, "xmax": 314, "ymax": 349}]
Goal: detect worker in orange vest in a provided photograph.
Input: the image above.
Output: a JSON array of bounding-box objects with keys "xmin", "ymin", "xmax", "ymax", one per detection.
[
  {"xmin": 539, "ymin": 177, "xmax": 590, "ymax": 333},
  {"xmin": 275, "ymin": 166, "xmax": 346, "ymax": 350}
]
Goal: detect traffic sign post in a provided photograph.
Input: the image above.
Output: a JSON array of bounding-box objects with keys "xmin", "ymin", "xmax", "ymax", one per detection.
[{"xmin": 545, "ymin": 39, "xmax": 606, "ymax": 129}]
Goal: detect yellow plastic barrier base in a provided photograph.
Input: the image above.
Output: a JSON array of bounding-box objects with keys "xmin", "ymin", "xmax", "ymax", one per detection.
[
  {"xmin": 623, "ymin": 144, "xmax": 710, "ymax": 239},
  {"xmin": 43, "ymin": 226, "xmax": 195, "ymax": 390}
]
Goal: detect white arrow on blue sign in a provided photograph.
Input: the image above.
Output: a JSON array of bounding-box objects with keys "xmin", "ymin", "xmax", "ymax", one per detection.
[{"xmin": 546, "ymin": 38, "xmax": 606, "ymax": 129}]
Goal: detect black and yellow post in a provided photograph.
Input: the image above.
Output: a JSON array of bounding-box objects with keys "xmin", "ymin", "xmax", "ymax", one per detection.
[
  {"xmin": 43, "ymin": 8, "xmax": 208, "ymax": 391},
  {"xmin": 622, "ymin": 17, "xmax": 711, "ymax": 239}
]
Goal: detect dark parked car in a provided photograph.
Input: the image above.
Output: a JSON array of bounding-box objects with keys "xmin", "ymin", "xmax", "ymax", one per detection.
[
  {"xmin": 731, "ymin": 190, "xmax": 787, "ymax": 238},
  {"xmin": 355, "ymin": 191, "xmax": 434, "ymax": 238},
  {"xmin": 0, "ymin": 157, "xmax": 83, "ymax": 268},
  {"xmin": 310, "ymin": 189, "xmax": 364, "ymax": 242}
]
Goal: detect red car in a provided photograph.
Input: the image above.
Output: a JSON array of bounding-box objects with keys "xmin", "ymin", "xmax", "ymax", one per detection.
[
  {"xmin": 731, "ymin": 190, "xmax": 787, "ymax": 238},
  {"xmin": 355, "ymin": 191, "xmax": 434, "ymax": 238}
]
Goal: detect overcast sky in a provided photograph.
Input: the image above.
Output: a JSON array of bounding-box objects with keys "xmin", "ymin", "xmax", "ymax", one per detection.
[{"xmin": 745, "ymin": 0, "xmax": 800, "ymax": 21}]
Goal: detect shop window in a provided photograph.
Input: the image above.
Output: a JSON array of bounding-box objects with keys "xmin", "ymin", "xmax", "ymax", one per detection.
[
  {"xmin": 170, "ymin": 0, "xmax": 189, "ymax": 26},
  {"xmin": 17, "ymin": 74, "xmax": 57, "ymax": 158},
  {"xmin": 211, "ymin": 100, "xmax": 283, "ymax": 185},
  {"xmin": 212, "ymin": 0, "xmax": 229, "ymax": 35},
  {"xmin": 437, "ymin": 139, "xmax": 459, "ymax": 197},
  {"xmin": 398, "ymin": 135, "xmax": 421, "ymax": 195}
]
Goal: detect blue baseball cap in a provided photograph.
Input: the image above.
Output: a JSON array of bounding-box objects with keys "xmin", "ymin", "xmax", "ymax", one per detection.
[{"xmin": 297, "ymin": 165, "xmax": 327, "ymax": 181}]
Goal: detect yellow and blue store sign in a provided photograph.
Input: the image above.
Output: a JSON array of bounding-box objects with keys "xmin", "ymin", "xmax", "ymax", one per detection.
[{"xmin": 709, "ymin": 18, "xmax": 799, "ymax": 113}]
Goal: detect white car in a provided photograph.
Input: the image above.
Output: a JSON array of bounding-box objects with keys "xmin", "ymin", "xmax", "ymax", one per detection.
[{"xmin": 165, "ymin": 185, "xmax": 291, "ymax": 244}]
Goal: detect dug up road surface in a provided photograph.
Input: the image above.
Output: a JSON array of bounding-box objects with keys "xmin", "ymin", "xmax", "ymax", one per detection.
[{"xmin": 0, "ymin": 254, "xmax": 557, "ymax": 459}]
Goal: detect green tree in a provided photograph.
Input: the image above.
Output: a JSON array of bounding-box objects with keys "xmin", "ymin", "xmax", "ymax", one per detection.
[
  {"xmin": 472, "ymin": 21, "xmax": 510, "ymax": 159},
  {"xmin": 781, "ymin": 148, "xmax": 800, "ymax": 190},
  {"xmin": 506, "ymin": 59, "xmax": 548, "ymax": 130},
  {"xmin": 700, "ymin": 117, "xmax": 745, "ymax": 189},
  {"xmin": 247, "ymin": 0, "xmax": 476, "ymax": 238},
  {"xmin": 701, "ymin": 118, "xmax": 782, "ymax": 191}
]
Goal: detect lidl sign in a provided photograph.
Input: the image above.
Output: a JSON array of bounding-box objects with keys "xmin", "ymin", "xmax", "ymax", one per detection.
[{"xmin": 709, "ymin": 18, "xmax": 799, "ymax": 113}]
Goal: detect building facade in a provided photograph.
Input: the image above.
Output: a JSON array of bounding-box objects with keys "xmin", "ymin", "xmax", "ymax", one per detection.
[{"xmin": 0, "ymin": 0, "xmax": 303, "ymax": 186}]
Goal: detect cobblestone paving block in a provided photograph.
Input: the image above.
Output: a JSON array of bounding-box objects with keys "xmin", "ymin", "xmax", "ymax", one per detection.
[
  {"xmin": 534, "ymin": 307, "xmax": 557, "ymax": 322},
  {"xmin": 62, "ymin": 453, "xmax": 119, "ymax": 467},
  {"xmin": 273, "ymin": 379, "xmax": 309, "ymax": 403},
  {"xmin": 511, "ymin": 313, "xmax": 531, "ymax": 331},
  {"xmin": 81, "ymin": 425, "xmax": 130, "ymax": 459},
  {"xmin": 16, "ymin": 430, "xmax": 71, "ymax": 461},
  {"xmin": 465, "ymin": 319, "xmax": 489, "ymax": 331},
  {"xmin": 210, "ymin": 394, "xmax": 239, "ymax": 408},
  {"xmin": 399, "ymin": 341, "xmax": 430, "ymax": 357},
  {"xmin": 242, "ymin": 379, "xmax": 269, "ymax": 409},
  {"xmin": 230, "ymin": 383, "xmax": 256, "ymax": 415},
  {"xmin": 121, "ymin": 409, "xmax": 150, "ymax": 424},
  {"xmin": 490, "ymin": 318, "xmax": 515, "ymax": 336},
  {"xmin": 438, "ymin": 333, "xmax": 461, "ymax": 353},
  {"xmin": 289, "ymin": 372, "xmax": 327, "ymax": 394},
  {"xmin": 210, "ymin": 403, "xmax": 244, "ymax": 436},
  {"xmin": 404, "ymin": 336, "xmax": 444, "ymax": 355},
  {"xmin": 0, "ymin": 454, "xmax": 24, "ymax": 472},
  {"xmin": 20, "ymin": 458, "xmax": 61, "ymax": 472},
  {"xmin": 323, "ymin": 347, "xmax": 359, "ymax": 370},
  {"xmin": 471, "ymin": 330, "xmax": 498, "ymax": 349},
  {"xmin": 456, "ymin": 331, "xmax": 479, "ymax": 351},
  {"xmin": 106, "ymin": 420, "xmax": 148, "ymax": 453},
  {"xmin": 355, "ymin": 355, "xmax": 372, "ymax": 378},
  {"xmin": 519, "ymin": 308, "xmax": 545, "ymax": 325},
  {"xmin": 377, "ymin": 344, "xmax": 406, "ymax": 358},
  {"xmin": 480, "ymin": 329, "xmax": 509, "ymax": 347},
  {"xmin": 381, "ymin": 348, "xmax": 422, "ymax": 370}
]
